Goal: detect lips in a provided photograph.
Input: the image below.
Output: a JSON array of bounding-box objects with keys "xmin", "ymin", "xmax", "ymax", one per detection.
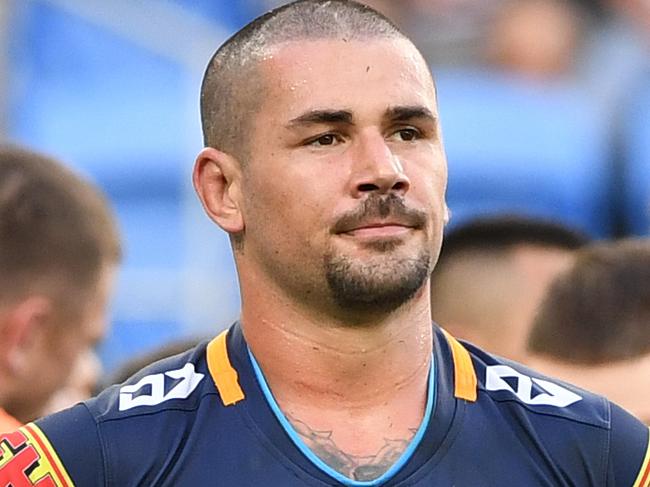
[
  {"xmin": 342, "ymin": 222, "xmax": 414, "ymax": 239},
  {"xmin": 333, "ymin": 215, "xmax": 423, "ymax": 235},
  {"xmin": 339, "ymin": 220, "xmax": 414, "ymax": 234}
]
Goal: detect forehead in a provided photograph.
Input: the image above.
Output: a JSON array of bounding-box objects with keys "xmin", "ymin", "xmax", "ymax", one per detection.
[{"xmin": 256, "ymin": 37, "xmax": 437, "ymax": 119}]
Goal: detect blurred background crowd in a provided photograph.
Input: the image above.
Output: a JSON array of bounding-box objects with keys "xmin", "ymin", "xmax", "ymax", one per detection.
[{"xmin": 0, "ymin": 0, "xmax": 649, "ymax": 422}]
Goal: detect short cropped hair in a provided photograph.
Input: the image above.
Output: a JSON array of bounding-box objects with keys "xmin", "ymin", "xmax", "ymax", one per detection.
[
  {"xmin": 200, "ymin": 0, "xmax": 404, "ymax": 159},
  {"xmin": 0, "ymin": 145, "xmax": 121, "ymax": 309},
  {"xmin": 438, "ymin": 214, "xmax": 589, "ymax": 260},
  {"xmin": 528, "ymin": 239, "xmax": 650, "ymax": 364}
]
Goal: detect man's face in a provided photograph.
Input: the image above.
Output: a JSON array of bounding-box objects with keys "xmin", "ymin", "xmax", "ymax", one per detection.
[{"xmin": 238, "ymin": 37, "xmax": 447, "ymax": 315}]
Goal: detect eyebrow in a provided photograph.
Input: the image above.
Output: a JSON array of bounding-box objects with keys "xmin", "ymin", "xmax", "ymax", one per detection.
[
  {"xmin": 286, "ymin": 105, "xmax": 436, "ymax": 128},
  {"xmin": 287, "ymin": 109, "xmax": 353, "ymax": 127},
  {"xmin": 385, "ymin": 106, "xmax": 436, "ymax": 123}
]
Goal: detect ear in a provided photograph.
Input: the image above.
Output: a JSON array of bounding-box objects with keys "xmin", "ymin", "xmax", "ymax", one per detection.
[
  {"xmin": 0, "ymin": 296, "xmax": 52, "ymax": 375},
  {"xmin": 193, "ymin": 148, "xmax": 245, "ymax": 234}
]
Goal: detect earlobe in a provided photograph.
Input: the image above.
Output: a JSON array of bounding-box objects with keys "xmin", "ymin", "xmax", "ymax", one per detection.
[
  {"xmin": 1, "ymin": 296, "xmax": 51, "ymax": 375},
  {"xmin": 193, "ymin": 148, "xmax": 245, "ymax": 234}
]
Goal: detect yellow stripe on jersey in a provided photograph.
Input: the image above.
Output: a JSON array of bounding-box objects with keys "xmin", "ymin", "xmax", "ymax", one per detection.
[
  {"xmin": 207, "ymin": 330, "xmax": 245, "ymax": 406},
  {"xmin": 441, "ymin": 329, "xmax": 478, "ymax": 402},
  {"xmin": 23, "ymin": 423, "xmax": 74, "ymax": 486},
  {"xmin": 0, "ymin": 423, "xmax": 74, "ymax": 486},
  {"xmin": 633, "ymin": 428, "xmax": 650, "ymax": 487}
]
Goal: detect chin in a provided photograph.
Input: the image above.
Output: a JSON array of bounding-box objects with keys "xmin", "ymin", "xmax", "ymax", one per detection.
[{"xmin": 324, "ymin": 249, "xmax": 432, "ymax": 313}]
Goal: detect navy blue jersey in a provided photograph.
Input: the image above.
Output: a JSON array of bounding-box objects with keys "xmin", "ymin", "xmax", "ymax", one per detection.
[{"xmin": 2, "ymin": 323, "xmax": 649, "ymax": 486}]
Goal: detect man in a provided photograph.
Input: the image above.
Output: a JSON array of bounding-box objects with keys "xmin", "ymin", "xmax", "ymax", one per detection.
[
  {"xmin": 430, "ymin": 215, "xmax": 588, "ymax": 362},
  {"xmin": 2, "ymin": 1, "xmax": 647, "ymax": 485},
  {"xmin": 527, "ymin": 239, "xmax": 650, "ymax": 425},
  {"xmin": 0, "ymin": 145, "xmax": 120, "ymax": 429}
]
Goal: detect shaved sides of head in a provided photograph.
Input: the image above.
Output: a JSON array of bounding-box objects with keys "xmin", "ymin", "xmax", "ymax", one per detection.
[{"xmin": 200, "ymin": 0, "xmax": 405, "ymax": 160}]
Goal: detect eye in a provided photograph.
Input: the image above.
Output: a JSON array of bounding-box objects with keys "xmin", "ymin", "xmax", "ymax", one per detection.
[
  {"xmin": 308, "ymin": 133, "xmax": 341, "ymax": 147},
  {"xmin": 393, "ymin": 128, "xmax": 420, "ymax": 142}
]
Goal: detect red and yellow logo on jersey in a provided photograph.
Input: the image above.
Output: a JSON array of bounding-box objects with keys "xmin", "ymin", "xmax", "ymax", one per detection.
[{"xmin": 0, "ymin": 423, "xmax": 74, "ymax": 486}]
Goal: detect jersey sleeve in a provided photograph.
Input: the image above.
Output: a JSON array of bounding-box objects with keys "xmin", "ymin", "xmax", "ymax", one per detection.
[
  {"xmin": 0, "ymin": 404, "xmax": 105, "ymax": 487},
  {"xmin": 608, "ymin": 402, "xmax": 650, "ymax": 486}
]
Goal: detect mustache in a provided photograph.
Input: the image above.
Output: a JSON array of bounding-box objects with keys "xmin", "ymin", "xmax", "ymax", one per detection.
[{"xmin": 332, "ymin": 194, "xmax": 428, "ymax": 234}]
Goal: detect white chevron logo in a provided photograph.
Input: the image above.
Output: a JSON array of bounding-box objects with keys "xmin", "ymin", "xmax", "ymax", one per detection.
[
  {"xmin": 485, "ymin": 365, "xmax": 582, "ymax": 408},
  {"xmin": 119, "ymin": 363, "xmax": 204, "ymax": 411}
]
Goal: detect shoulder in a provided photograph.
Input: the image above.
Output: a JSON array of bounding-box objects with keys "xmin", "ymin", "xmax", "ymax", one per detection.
[
  {"xmin": 22, "ymin": 340, "xmax": 226, "ymax": 486},
  {"xmin": 87, "ymin": 341, "xmax": 213, "ymax": 423},
  {"xmin": 450, "ymin": 334, "xmax": 650, "ymax": 485},
  {"xmin": 465, "ymin": 340, "xmax": 609, "ymax": 426}
]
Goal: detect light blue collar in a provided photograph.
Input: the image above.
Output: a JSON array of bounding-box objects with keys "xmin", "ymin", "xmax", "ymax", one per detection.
[{"xmin": 247, "ymin": 348, "xmax": 436, "ymax": 486}]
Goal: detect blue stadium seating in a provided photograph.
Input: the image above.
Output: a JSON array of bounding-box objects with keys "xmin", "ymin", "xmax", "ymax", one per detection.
[
  {"xmin": 621, "ymin": 78, "xmax": 650, "ymax": 236},
  {"xmin": 7, "ymin": 1, "xmax": 247, "ymax": 372},
  {"xmin": 435, "ymin": 69, "xmax": 614, "ymax": 237},
  {"xmin": 8, "ymin": 2, "xmax": 191, "ymax": 199},
  {"xmin": 169, "ymin": 0, "xmax": 262, "ymax": 30}
]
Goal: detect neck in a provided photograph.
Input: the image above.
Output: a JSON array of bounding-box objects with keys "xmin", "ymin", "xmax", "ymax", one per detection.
[
  {"xmin": 239, "ymin": 275, "xmax": 433, "ymax": 412},
  {"xmin": 238, "ymin": 270, "xmax": 434, "ymax": 478}
]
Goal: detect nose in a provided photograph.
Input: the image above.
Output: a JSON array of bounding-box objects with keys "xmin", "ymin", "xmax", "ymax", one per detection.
[{"xmin": 350, "ymin": 132, "xmax": 411, "ymax": 197}]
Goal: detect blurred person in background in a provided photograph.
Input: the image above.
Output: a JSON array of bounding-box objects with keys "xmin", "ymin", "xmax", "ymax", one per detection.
[
  {"xmin": 569, "ymin": 0, "xmax": 650, "ymax": 118},
  {"xmin": 431, "ymin": 215, "xmax": 589, "ymax": 362},
  {"xmin": 39, "ymin": 350, "xmax": 104, "ymax": 417},
  {"xmin": 485, "ymin": 0, "xmax": 586, "ymax": 81},
  {"xmin": 0, "ymin": 145, "xmax": 120, "ymax": 429},
  {"xmin": 527, "ymin": 239, "xmax": 650, "ymax": 424},
  {"xmin": 362, "ymin": 0, "xmax": 510, "ymax": 68},
  {"xmin": 265, "ymin": 0, "xmax": 509, "ymax": 67}
]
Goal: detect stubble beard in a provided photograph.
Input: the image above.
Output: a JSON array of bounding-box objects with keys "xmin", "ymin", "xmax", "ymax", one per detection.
[{"xmin": 324, "ymin": 244, "xmax": 432, "ymax": 315}]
